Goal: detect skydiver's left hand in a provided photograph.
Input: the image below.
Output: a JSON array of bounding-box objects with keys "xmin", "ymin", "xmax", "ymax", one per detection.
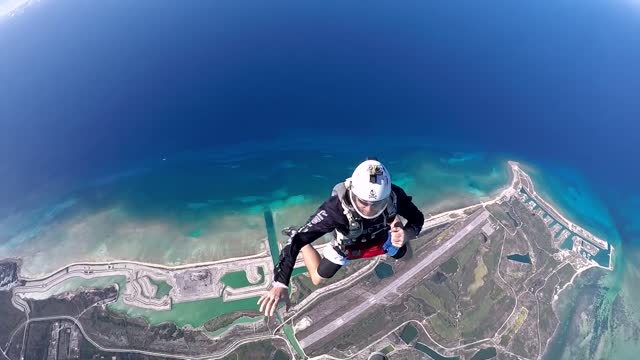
[{"xmin": 390, "ymin": 217, "xmax": 406, "ymax": 247}]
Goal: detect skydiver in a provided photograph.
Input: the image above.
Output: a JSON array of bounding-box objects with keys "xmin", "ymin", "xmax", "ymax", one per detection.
[{"xmin": 258, "ymin": 158, "xmax": 425, "ymax": 316}]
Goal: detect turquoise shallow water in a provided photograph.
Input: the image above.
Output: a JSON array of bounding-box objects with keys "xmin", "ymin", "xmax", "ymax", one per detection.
[
  {"xmin": 520, "ymin": 161, "xmax": 619, "ymax": 243},
  {"xmin": 525, "ymin": 163, "xmax": 640, "ymax": 359},
  {"xmin": 0, "ymin": 142, "xmax": 514, "ymax": 276}
]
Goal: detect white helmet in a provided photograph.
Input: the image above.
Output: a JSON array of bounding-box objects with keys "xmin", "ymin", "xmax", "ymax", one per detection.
[{"xmin": 346, "ymin": 158, "xmax": 391, "ymax": 219}]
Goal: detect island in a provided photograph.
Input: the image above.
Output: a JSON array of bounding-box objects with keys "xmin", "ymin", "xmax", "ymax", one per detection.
[{"xmin": 0, "ymin": 161, "xmax": 614, "ymax": 360}]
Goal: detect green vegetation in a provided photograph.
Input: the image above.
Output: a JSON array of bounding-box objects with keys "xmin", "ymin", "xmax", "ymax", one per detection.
[
  {"xmin": 440, "ymin": 257, "xmax": 459, "ymax": 275},
  {"xmin": 414, "ymin": 285, "xmax": 444, "ymax": 312},
  {"xmin": 488, "ymin": 284, "xmax": 504, "ymax": 301},
  {"xmin": 429, "ymin": 313, "xmax": 458, "ymax": 340},
  {"xmin": 399, "ymin": 324, "xmax": 419, "ymax": 344},
  {"xmin": 0, "ymin": 291, "xmax": 27, "ymax": 347},
  {"xmin": 468, "ymin": 257, "xmax": 488, "ymax": 295},
  {"xmin": 511, "ymin": 335, "xmax": 527, "ymax": 358},
  {"xmin": 381, "ymin": 344, "xmax": 395, "ymax": 354},
  {"xmin": 206, "ymin": 316, "xmax": 262, "ymax": 337},
  {"xmin": 414, "ymin": 342, "xmax": 459, "ymax": 360},
  {"xmin": 486, "ymin": 203, "xmax": 516, "ymax": 231},
  {"xmin": 470, "ymin": 347, "xmax": 497, "ymax": 360},
  {"xmin": 290, "ymin": 274, "xmax": 315, "ymax": 304},
  {"xmin": 375, "ymin": 263, "xmax": 394, "ymax": 279},
  {"xmin": 556, "ymin": 263, "xmax": 577, "ymax": 284},
  {"xmin": 484, "ymin": 232, "xmax": 503, "ymax": 272},
  {"xmin": 460, "ymin": 298, "xmax": 493, "ymax": 339},
  {"xmin": 455, "ymin": 238, "xmax": 482, "ymax": 275},
  {"xmin": 500, "ymin": 335, "xmax": 510, "ymax": 346},
  {"xmin": 506, "ymin": 212, "xmax": 519, "ymax": 228},
  {"xmin": 334, "ymin": 311, "xmax": 388, "ymax": 352},
  {"xmin": 507, "ymin": 307, "xmax": 528, "ymax": 336},
  {"xmin": 273, "ymin": 349, "xmax": 290, "ymax": 360},
  {"xmin": 203, "ymin": 310, "xmax": 261, "ymax": 332},
  {"xmin": 291, "ymin": 265, "xmax": 354, "ymax": 304},
  {"xmin": 221, "ymin": 339, "xmax": 278, "ymax": 360},
  {"xmin": 432, "ymin": 228, "xmax": 453, "ymax": 244}
]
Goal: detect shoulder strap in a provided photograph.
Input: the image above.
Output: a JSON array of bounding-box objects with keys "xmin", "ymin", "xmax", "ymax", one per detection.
[
  {"xmin": 386, "ymin": 190, "xmax": 397, "ymax": 218},
  {"xmin": 331, "ymin": 181, "xmax": 363, "ymax": 242}
]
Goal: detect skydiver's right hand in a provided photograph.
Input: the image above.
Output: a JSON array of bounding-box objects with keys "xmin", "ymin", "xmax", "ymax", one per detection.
[{"xmin": 257, "ymin": 284, "xmax": 290, "ymax": 317}]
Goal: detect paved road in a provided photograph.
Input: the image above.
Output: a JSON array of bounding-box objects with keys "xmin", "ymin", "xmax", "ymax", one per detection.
[{"xmin": 298, "ymin": 210, "xmax": 491, "ymax": 349}]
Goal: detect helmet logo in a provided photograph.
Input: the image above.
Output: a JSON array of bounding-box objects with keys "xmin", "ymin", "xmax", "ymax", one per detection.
[
  {"xmin": 369, "ymin": 189, "xmax": 377, "ymax": 200},
  {"xmin": 368, "ymin": 164, "xmax": 384, "ymax": 184}
]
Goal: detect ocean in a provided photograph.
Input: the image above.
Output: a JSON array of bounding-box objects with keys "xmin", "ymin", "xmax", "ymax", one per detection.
[{"xmin": 1, "ymin": 0, "xmax": 639, "ymax": 357}]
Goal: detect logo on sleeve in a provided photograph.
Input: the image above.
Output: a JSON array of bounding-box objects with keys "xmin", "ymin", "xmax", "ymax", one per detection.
[
  {"xmin": 300, "ymin": 210, "xmax": 329, "ymax": 232},
  {"xmin": 311, "ymin": 210, "xmax": 328, "ymax": 224}
]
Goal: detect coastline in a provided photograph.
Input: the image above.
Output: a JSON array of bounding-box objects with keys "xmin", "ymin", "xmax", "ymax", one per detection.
[
  {"xmin": 1, "ymin": 150, "xmax": 514, "ymax": 278},
  {"xmin": 518, "ymin": 162, "xmax": 614, "ymax": 243},
  {"xmin": 6, "ymin": 160, "xmax": 613, "ymax": 282}
]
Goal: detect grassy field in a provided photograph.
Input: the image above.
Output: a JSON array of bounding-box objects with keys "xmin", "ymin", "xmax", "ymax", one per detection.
[
  {"xmin": 414, "ymin": 284, "xmax": 445, "ymax": 313},
  {"xmin": 508, "ymin": 307, "xmax": 528, "ymax": 336},
  {"xmin": 381, "ymin": 344, "xmax": 395, "ymax": 354},
  {"xmin": 429, "ymin": 313, "xmax": 458, "ymax": 340},
  {"xmin": 468, "ymin": 256, "xmax": 488, "ymax": 296},
  {"xmin": 460, "ymin": 296, "xmax": 494, "ymax": 339},
  {"xmin": 455, "ymin": 238, "xmax": 482, "ymax": 278},
  {"xmin": 332, "ymin": 310, "xmax": 390, "ymax": 352}
]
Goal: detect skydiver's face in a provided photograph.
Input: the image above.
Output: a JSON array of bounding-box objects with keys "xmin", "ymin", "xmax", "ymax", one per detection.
[{"xmin": 351, "ymin": 192, "xmax": 387, "ymax": 219}]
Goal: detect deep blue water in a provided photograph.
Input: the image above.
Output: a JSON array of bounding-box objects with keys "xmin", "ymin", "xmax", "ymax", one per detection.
[{"xmin": 1, "ymin": 0, "xmax": 639, "ymax": 208}]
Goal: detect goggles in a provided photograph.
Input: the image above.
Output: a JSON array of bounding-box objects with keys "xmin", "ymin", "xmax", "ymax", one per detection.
[{"xmin": 350, "ymin": 191, "xmax": 388, "ymax": 219}]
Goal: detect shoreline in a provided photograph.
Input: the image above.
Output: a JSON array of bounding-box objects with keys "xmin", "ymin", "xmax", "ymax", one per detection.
[
  {"xmin": 14, "ymin": 249, "xmax": 269, "ymax": 282},
  {"xmin": 2, "ymin": 158, "xmax": 513, "ymax": 278},
  {"xmin": 5, "ymin": 160, "xmax": 613, "ymax": 282},
  {"xmin": 518, "ymin": 162, "xmax": 613, "ymax": 243}
]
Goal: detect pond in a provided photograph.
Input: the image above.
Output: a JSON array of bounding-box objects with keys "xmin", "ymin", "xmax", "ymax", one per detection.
[
  {"xmin": 470, "ymin": 347, "xmax": 497, "ymax": 360},
  {"xmin": 147, "ymin": 278, "xmax": 173, "ymax": 299},
  {"xmin": 439, "ymin": 258, "xmax": 459, "ymax": 275},
  {"xmin": 221, "ymin": 268, "xmax": 265, "ymax": 288},
  {"xmin": 414, "ymin": 342, "xmax": 459, "ymax": 360},
  {"xmin": 375, "ymin": 263, "xmax": 394, "ymax": 279},
  {"xmin": 506, "ymin": 253, "xmax": 531, "ymax": 264},
  {"xmin": 431, "ymin": 271, "xmax": 447, "ymax": 284},
  {"xmin": 399, "ymin": 324, "xmax": 418, "ymax": 344}
]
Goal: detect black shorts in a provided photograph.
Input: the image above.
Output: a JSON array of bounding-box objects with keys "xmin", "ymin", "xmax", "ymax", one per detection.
[{"xmin": 317, "ymin": 258, "xmax": 342, "ymax": 279}]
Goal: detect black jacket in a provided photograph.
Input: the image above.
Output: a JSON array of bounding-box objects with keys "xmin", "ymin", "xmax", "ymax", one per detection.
[{"xmin": 273, "ymin": 184, "xmax": 425, "ymax": 285}]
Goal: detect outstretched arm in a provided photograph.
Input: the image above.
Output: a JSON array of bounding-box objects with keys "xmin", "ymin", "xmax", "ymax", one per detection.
[
  {"xmin": 273, "ymin": 199, "xmax": 339, "ymax": 286},
  {"xmin": 258, "ymin": 197, "xmax": 340, "ymax": 316}
]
